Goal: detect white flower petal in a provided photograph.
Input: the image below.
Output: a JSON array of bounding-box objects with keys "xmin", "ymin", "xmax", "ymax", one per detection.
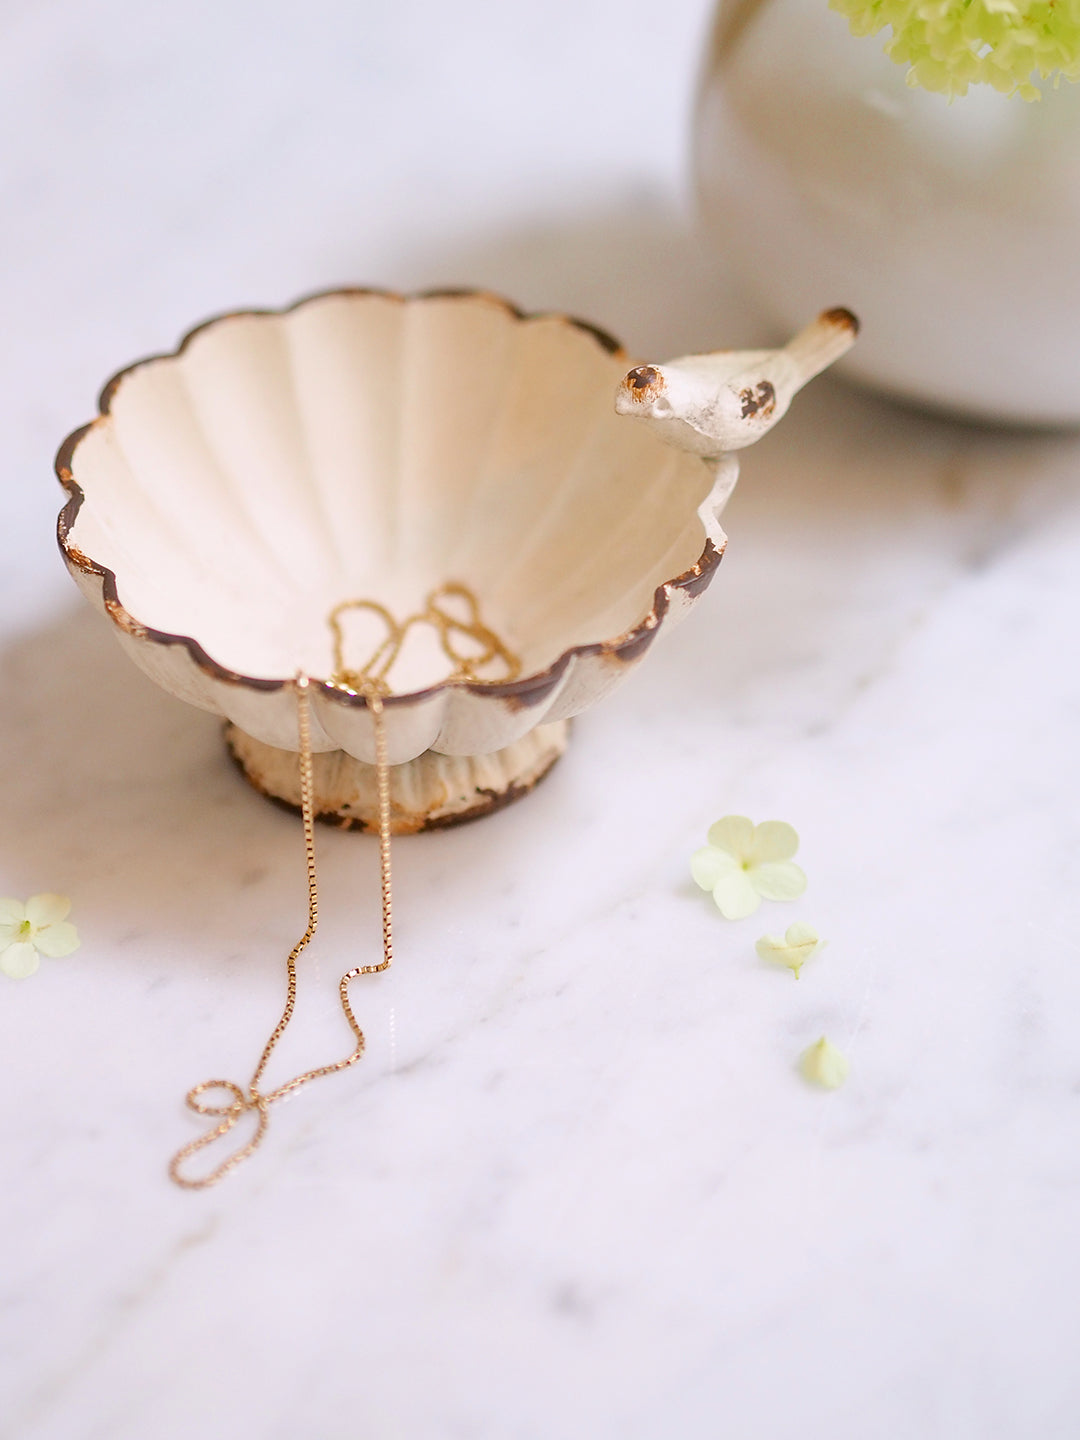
[
  {"xmin": 690, "ymin": 845, "xmax": 738, "ymax": 891},
  {"xmin": 0, "ymin": 898, "xmax": 26, "ymax": 925},
  {"xmin": 1, "ymin": 941, "xmax": 40, "ymax": 979},
  {"xmin": 757, "ymin": 923, "xmax": 823, "ymax": 977},
  {"xmin": 800, "ymin": 1036, "xmax": 850, "ymax": 1089},
  {"xmin": 0, "ymin": 921, "xmax": 23, "ymax": 949},
  {"xmin": 755, "ymin": 933, "xmax": 787, "ymax": 961},
  {"xmin": 784, "ymin": 931, "xmax": 820, "ymax": 960},
  {"xmin": 749, "ymin": 820, "xmax": 800, "ymax": 865},
  {"xmin": 705, "ymin": 815, "xmax": 755, "ymax": 860},
  {"xmin": 34, "ymin": 921, "xmax": 80, "ymax": 958},
  {"xmin": 712, "ymin": 870, "xmax": 762, "ymax": 920},
  {"xmin": 751, "ymin": 860, "xmax": 807, "ymax": 902},
  {"xmin": 25, "ymin": 894, "xmax": 71, "ymax": 928}
]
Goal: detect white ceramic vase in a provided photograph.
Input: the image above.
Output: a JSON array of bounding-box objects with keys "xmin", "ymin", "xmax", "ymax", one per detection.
[{"xmin": 695, "ymin": 0, "xmax": 1080, "ymax": 424}]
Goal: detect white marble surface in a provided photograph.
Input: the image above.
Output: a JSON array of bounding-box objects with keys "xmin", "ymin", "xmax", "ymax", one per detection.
[{"xmin": 2, "ymin": 4, "xmax": 1079, "ymax": 1437}]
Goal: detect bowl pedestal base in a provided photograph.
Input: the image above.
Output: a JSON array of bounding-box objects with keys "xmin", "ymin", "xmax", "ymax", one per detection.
[{"xmin": 225, "ymin": 720, "xmax": 569, "ymax": 833}]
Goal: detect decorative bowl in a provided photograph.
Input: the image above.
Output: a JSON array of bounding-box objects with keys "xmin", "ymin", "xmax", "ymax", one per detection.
[{"xmin": 55, "ymin": 288, "xmax": 729, "ymax": 829}]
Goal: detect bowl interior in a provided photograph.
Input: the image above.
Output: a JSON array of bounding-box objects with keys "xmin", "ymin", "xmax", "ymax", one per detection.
[{"xmin": 66, "ymin": 291, "xmax": 715, "ymax": 692}]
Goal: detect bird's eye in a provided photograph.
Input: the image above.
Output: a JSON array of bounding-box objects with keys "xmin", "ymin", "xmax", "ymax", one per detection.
[{"xmin": 626, "ymin": 365, "xmax": 659, "ymax": 390}]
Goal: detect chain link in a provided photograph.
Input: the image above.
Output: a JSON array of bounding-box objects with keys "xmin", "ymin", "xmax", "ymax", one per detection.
[{"xmin": 169, "ymin": 585, "xmax": 518, "ymax": 1189}]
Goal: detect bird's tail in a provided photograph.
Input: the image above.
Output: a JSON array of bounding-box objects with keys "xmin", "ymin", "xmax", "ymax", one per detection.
[{"xmin": 783, "ymin": 308, "xmax": 859, "ymax": 388}]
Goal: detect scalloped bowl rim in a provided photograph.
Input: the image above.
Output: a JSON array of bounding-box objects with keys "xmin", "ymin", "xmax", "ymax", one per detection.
[{"xmin": 54, "ymin": 285, "xmax": 727, "ymax": 719}]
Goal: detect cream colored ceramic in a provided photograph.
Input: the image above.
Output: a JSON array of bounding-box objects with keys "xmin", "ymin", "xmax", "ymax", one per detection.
[
  {"xmin": 56, "ymin": 289, "xmax": 732, "ymax": 809},
  {"xmin": 225, "ymin": 717, "xmax": 571, "ymax": 833},
  {"xmin": 614, "ymin": 308, "xmax": 857, "ymax": 455}
]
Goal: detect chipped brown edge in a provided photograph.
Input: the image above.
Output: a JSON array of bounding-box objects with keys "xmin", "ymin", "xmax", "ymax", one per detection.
[
  {"xmin": 55, "ymin": 285, "xmax": 724, "ymax": 713},
  {"xmin": 820, "ymin": 306, "xmax": 860, "ymax": 337},
  {"xmin": 225, "ymin": 723, "xmax": 568, "ymax": 834}
]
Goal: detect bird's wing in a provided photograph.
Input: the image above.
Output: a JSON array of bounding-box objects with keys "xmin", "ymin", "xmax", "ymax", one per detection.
[{"xmin": 661, "ymin": 349, "xmax": 776, "ymax": 385}]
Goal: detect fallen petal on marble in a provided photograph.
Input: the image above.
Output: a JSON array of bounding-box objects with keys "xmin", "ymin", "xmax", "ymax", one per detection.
[
  {"xmin": 800, "ymin": 1036, "xmax": 850, "ymax": 1089},
  {"xmin": 756, "ymin": 922, "xmax": 825, "ymax": 978}
]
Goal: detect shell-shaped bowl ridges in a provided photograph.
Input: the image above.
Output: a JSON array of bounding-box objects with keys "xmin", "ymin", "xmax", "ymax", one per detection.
[{"xmin": 57, "ymin": 288, "xmax": 729, "ymax": 765}]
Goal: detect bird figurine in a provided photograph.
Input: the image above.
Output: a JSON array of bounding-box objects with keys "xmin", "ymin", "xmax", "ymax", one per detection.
[{"xmin": 614, "ymin": 308, "xmax": 858, "ymax": 457}]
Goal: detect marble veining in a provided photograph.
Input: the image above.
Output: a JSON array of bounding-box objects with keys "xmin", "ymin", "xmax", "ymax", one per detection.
[{"xmin": 2, "ymin": 3, "xmax": 1079, "ymax": 1437}]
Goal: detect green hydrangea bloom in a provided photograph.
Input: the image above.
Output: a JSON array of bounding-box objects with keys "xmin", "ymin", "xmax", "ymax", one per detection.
[{"xmin": 829, "ymin": 0, "xmax": 1080, "ymax": 99}]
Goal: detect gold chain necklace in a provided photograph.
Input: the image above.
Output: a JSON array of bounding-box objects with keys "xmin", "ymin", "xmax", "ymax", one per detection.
[{"xmin": 168, "ymin": 584, "xmax": 520, "ymax": 1189}]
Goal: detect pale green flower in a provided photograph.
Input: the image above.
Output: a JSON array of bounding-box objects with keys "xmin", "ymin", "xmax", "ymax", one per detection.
[
  {"xmin": 830, "ymin": 0, "xmax": 1080, "ymax": 100},
  {"xmin": 691, "ymin": 816, "xmax": 807, "ymax": 920},
  {"xmin": 756, "ymin": 922, "xmax": 826, "ymax": 979},
  {"xmin": 0, "ymin": 895, "xmax": 80, "ymax": 979},
  {"xmin": 800, "ymin": 1036, "xmax": 850, "ymax": 1089}
]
